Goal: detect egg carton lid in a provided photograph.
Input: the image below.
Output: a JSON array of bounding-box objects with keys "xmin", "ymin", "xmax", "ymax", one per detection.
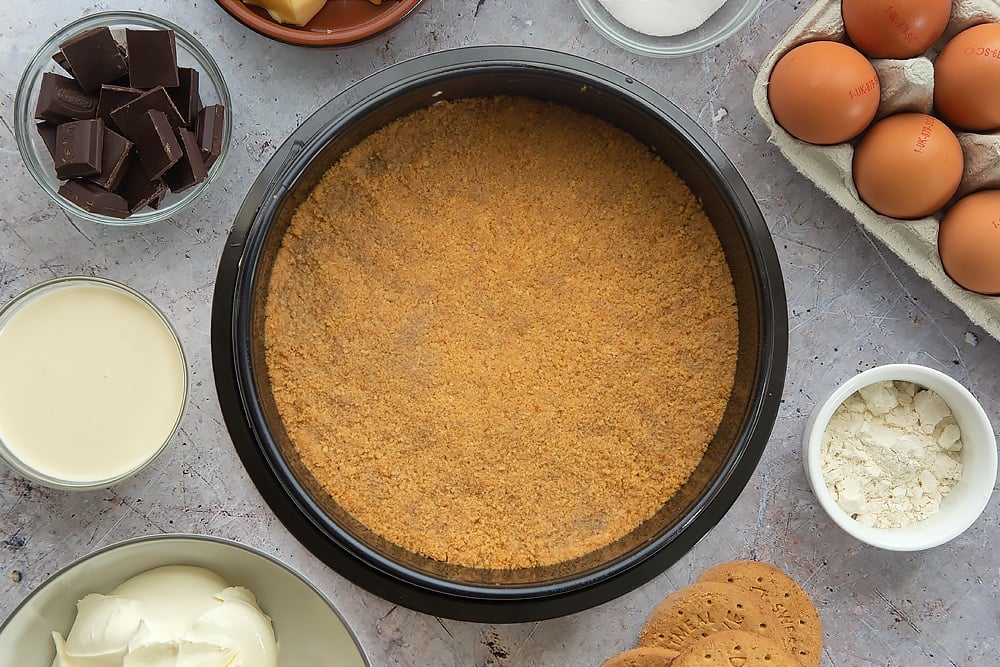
[{"xmin": 753, "ymin": 0, "xmax": 1000, "ymax": 342}]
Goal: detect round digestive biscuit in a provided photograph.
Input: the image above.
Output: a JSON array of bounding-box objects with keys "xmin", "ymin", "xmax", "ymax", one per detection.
[
  {"xmin": 671, "ymin": 630, "xmax": 801, "ymax": 667},
  {"xmin": 638, "ymin": 581, "xmax": 785, "ymax": 657},
  {"xmin": 698, "ymin": 561, "xmax": 822, "ymax": 667},
  {"xmin": 600, "ymin": 646, "xmax": 678, "ymax": 667}
]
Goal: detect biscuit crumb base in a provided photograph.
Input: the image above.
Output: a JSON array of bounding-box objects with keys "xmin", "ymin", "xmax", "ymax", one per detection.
[{"xmin": 264, "ymin": 97, "xmax": 738, "ymax": 569}]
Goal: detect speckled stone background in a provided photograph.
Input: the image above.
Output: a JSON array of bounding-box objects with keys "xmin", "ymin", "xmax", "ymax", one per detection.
[{"xmin": 1, "ymin": 1, "xmax": 998, "ymax": 665}]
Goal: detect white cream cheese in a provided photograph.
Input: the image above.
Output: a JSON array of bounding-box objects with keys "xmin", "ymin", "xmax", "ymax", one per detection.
[{"xmin": 51, "ymin": 565, "xmax": 278, "ymax": 667}]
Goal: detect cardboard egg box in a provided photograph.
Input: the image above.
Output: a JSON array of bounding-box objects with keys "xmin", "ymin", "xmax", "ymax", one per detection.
[{"xmin": 753, "ymin": 0, "xmax": 1000, "ymax": 341}]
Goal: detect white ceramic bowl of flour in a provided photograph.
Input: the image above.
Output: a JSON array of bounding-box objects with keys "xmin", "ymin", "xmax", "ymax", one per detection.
[
  {"xmin": 803, "ymin": 364, "xmax": 997, "ymax": 551},
  {"xmin": 0, "ymin": 276, "xmax": 187, "ymax": 489}
]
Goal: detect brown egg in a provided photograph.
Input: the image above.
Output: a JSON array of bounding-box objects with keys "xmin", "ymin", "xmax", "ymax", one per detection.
[
  {"xmin": 842, "ymin": 0, "xmax": 951, "ymax": 59},
  {"xmin": 934, "ymin": 23, "xmax": 1000, "ymax": 131},
  {"xmin": 852, "ymin": 113, "xmax": 963, "ymax": 219},
  {"xmin": 768, "ymin": 41, "xmax": 880, "ymax": 145},
  {"xmin": 938, "ymin": 190, "xmax": 1000, "ymax": 295}
]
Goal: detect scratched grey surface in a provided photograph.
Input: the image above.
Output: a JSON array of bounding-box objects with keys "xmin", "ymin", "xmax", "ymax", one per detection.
[{"xmin": 0, "ymin": 1, "xmax": 998, "ymax": 665}]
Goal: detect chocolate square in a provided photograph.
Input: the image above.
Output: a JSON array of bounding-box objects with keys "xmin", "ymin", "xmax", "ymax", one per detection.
[
  {"xmin": 147, "ymin": 192, "xmax": 167, "ymax": 209},
  {"xmin": 59, "ymin": 180, "xmax": 129, "ymax": 218},
  {"xmin": 96, "ymin": 84, "xmax": 142, "ymax": 131},
  {"xmin": 52, "ymin": 50, "xmax": 74, "ymax": 76},
  {"xmin": 34, "ymin": 72, "xmax": 97, "ymax": 122},
  {"xmin": 164, "ymin": 128, "xmax": 208, "ymax": 194},
  {"xmin": 87, "ymin": 127, "xmax": 133, "ymax": 191},
  {"xmin": 114, "ymin": 161, "xmax": 167, "ymax": 213},
  {"xmin": 58, "ymin": 26, "xmax": 128, "ymax": 94},
  {"xmin": 110, "ymin": 86, "xmax": 185, "ymax": 137},
  {"xmin": 195, "ymin": 104, "xmax": 225, "ymax": 168},
  {"xmin": 126, "ymin": 29, "xmax": 179, "ymax": 89},
  {"xmin": 36, "ymin": 122, "xmax": 58, "ymax": 159},
  {"xmin": 111, "ymin": 44, "xmax": 132, "ymax": 87},
  {"xmin": 53, "ymin": 118, "xmax": 104, "ymax": 179},
  {"xmin": 168, "ymin": 67, "xmax": 202, "ymax": 126},
  {"xmin": 131, "ymin": 109, "xmax": 183, "ymax": 179}
]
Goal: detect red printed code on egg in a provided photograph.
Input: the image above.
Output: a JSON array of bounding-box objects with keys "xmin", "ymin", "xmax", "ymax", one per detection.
[
  {"xmin": 963, "ymin": 46, "xmax": 1000, "ymax": 58},
  {"xmin": 848, "ymin": 77, "xmax": 878, "ymax": 99},
  {"xmin": 885, "ymin": 7, "xmax": 919, "ymax": 47},
  {"xmin": 912, "ymin": 116, "xmax": 937, "ymax": 153}
]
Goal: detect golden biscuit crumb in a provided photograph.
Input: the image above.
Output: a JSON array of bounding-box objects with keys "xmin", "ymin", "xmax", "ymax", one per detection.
[{"xmin": 264, "ymin": 97, "xmax": 738, "ymax": 569}]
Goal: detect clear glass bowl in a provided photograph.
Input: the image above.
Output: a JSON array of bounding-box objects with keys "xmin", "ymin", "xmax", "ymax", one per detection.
[
  {"xmin": 0, "ymin": 276, "xmax": 188, "ymax": 490},
  {"xmin": 13, "ymin": 11, "xmax": 232, "ymax": 226},
  {"xmin": 575, "ymin": 0, "xmax": 764, "ymax": 57}
]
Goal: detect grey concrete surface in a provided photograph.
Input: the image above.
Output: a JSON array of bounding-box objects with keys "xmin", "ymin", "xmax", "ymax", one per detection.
[{"xmin": 1, "ymin": 1, "xmax": 997, "ymax": 665}]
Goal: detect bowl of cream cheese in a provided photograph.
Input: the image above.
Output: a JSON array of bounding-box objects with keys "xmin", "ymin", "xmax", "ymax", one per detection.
[
  {"xmin": 803, "ymin": 364, "xmax": 997, "ymax": 551},
  {"xmin": 0, "ymin": 534, "xmax": 369, "ymax": 666},
  {"xmin": 574, "ymin": 0, "xmax": 764, "ymax": 57}
]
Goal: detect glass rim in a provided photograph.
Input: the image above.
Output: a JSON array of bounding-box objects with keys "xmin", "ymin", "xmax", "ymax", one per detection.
[
  {"xmin": 0, "ymin": 276, "xmax": 189, "ymax": 490},
  {"xmin": 13, "ymin": 10, "xmax": 233, "ymax": 226}
]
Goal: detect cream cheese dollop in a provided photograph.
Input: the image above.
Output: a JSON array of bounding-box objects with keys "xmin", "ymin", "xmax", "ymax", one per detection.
[{"xmin": 51, "ymin": 565, "xmax": 278, "ymax": 667}]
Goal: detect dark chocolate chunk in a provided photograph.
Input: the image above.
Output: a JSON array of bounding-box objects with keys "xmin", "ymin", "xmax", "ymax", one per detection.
[
  {"xmin": 87, "ymin": 127, "xmax": 133, "ymax": 191},
  {"xmin": 126, "ymin": 29, "xmax": 179, "ymax": 89},
  {"xmin": 147, "ymin": 191, "xmax": 167, "ymax": 209},
  {"xmin": 36, "ymin": 122, "xmax": 58, "ymax": 159},
  {"xmin": 96, "ymin": 84, "xmax": 142, "ymax": 130},
  {"xmin": 164, "ymin": 128, "xmax": 208, "ymax": 194},
  {"xmin": 195, "ymin": 104, "xmax": 225, "ymax": 168},
  {"xmin": 52, "ymin": 50, "xmax": 74, "ymax": 76},
  {"xmin": 58, "ymin": 180, "xmax": 129, "ymax": 218},
  {"xmin": 168, "ymin": 67, "xmax": 202, "ymax": 126},
  {"xmin": 111, "ymin": 44, "xmax": 132, "ymax": 87},
  {"xmin": 58, "ymin": 26, "xmax": 128, "ymax": 94},
  {"xmin": 131, "ymin": 109, "xmax": 183, "ymax": 179},
  {"xmin": 114, "ymin": 161, "xmax": 167, "ymax": 213},
  {"xmin": 110, "ymin": 86, "xmax": 185, "ymax": 137},
  {"xmin": 54, "ymin": 118, "xmax": 104, "ymax": 179},
  {"xmin": 34, "ymin": 72, "xmax": 98, "ymax": 122}
]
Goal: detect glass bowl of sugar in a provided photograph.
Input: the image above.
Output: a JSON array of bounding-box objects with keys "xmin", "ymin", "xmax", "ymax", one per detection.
[
  {"xmin": 802, "ymin": 364, "xmax": 997, "ymax": 551},
  {"xmin": 574, "ymin": 0, "xmax": 764, "ymax": 57}
]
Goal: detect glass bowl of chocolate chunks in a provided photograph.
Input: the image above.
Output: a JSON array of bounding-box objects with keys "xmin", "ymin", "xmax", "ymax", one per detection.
[{"xmin": 14, "ymin": 11, "xmax": 232, "ymax": 225}]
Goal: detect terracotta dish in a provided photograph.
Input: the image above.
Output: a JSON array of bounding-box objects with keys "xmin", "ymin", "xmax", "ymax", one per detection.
[{"xmin": 214, "ymin": 0, "xmax": 424, "ymax": 47}]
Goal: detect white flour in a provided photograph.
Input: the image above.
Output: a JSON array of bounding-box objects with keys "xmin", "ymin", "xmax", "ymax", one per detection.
[
  {"xmin": 597, "ymin": 0, "xmax": 730, "ymax": 37},
  {"xmin": 820, "ymin": 381, "xmax": 963, "ymax": 528}
]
